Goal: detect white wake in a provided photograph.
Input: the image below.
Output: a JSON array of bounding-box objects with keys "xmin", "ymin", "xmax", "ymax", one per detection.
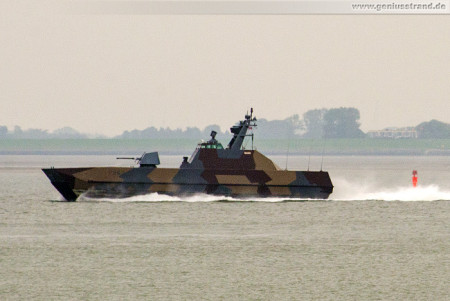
[
  {"xmin": 331, "ymin": 178, "xmax": 450, "ymax": 201},
  {"xmin": 77, "ymin": 193, "xmax": 298, "ymax": 203},
  {"xmin": 76, "ymin": 180, "xmax": 450, "ymax": 203}
]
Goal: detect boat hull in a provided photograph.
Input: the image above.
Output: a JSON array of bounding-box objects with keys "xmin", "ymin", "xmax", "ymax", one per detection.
[{"xmin": 43, "ymin": 167, "xmax": 333, "ymax": 201}]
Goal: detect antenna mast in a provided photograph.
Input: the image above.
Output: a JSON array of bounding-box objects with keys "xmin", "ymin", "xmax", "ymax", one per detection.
[{"xmin": 320, "ymin": 145, "xmax": 325, "ymax": 171}]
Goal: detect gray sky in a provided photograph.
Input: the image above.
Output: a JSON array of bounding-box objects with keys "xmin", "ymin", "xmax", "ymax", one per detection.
[{"xmin": 1, "ymin": 1, "xmax": 449, "ymax": 136}]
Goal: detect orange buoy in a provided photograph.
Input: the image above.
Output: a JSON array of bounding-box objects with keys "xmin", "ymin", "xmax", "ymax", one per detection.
[{"xmin": 412, "ymin": 170, "xmax": 418, "ymax": 187}]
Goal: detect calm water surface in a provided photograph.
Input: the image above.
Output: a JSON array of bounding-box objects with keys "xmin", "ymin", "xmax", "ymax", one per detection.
[{"xmin": 1, "ymin": 155, "xmax": 449, "ymax": 300}]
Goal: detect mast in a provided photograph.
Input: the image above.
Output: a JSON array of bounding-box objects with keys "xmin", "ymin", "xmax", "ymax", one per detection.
[{"xmin": 227, "ymin": 108, "xmax": 257, "ymax": 151}]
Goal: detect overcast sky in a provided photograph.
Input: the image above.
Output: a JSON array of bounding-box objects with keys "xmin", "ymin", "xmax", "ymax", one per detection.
[{"xmin": 1, "ymin": 2, "xmax": 449, "ymax": 136}]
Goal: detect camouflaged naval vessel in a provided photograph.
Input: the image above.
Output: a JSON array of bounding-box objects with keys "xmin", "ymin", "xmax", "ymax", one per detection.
[{"xmin": 43, "ymin": 110, "xmax": 333, "ymax": 201}]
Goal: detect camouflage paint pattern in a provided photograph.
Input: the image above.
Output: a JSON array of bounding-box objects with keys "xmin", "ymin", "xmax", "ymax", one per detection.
[
  {"xmin": 42, "ymin": 110, "xmax": 333, "ymax": 201},
  {"xmin": 42, "ymin": 150, "xmax": 333, "ymax": 201}
]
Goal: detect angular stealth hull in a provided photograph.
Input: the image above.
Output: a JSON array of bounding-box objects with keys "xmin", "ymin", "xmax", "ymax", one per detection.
[{"xmin": 42, "ymin": 163, "xmax": 333, "ymax": 201}]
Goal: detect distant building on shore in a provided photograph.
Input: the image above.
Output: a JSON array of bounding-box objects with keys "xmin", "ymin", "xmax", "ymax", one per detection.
[{"xmin": 367, "ymin": 127, "xmax": 418, "ymax": 139}]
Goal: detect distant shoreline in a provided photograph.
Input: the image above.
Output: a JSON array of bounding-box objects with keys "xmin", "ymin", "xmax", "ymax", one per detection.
[{"xmin": 1, "ymin": 138, "xmax": 449, "ymax": 156}]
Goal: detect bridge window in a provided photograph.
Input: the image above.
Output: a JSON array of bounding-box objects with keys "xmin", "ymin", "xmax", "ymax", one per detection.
[{"xmin": 199, "ymin": 143, "xmax": 223, "ymax": 149}]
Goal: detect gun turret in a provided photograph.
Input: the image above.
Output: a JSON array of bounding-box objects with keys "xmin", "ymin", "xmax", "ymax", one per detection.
[{"xmin": 117, "ymin": 152, "xmax": 160, "ymax": 167}]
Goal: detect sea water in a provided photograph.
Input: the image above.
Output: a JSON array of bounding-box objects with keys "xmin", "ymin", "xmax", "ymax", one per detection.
[{"xmin": 0, "ymin": 155, "xmax": 449, "ymax": 300}]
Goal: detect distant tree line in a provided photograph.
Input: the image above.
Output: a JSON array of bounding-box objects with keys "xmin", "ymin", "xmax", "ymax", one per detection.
[
  {"xmin": 115, "ymin": 108, "xmax": 366, "ymax": 139},
  {"xmin": 0, "ymin": 126, "xmax": 90, "ymax": 139},
  {"xmin": 301, "ymin": 107, "xmax": 366, "ymax": 138},
  {"xmin": 117, "ymin": 124, "xmax": 223, "ymax": 140},
  {"xmin": 416, "ymin": 120, "xmax": 450, "ymax": 139},
  {"xmin": 116, "ymin": 114, "xmax": 303, "ymax": 140},
  {"xmin": 1, "ymin": 108, "xmax": 450, "ymax": 139}
]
